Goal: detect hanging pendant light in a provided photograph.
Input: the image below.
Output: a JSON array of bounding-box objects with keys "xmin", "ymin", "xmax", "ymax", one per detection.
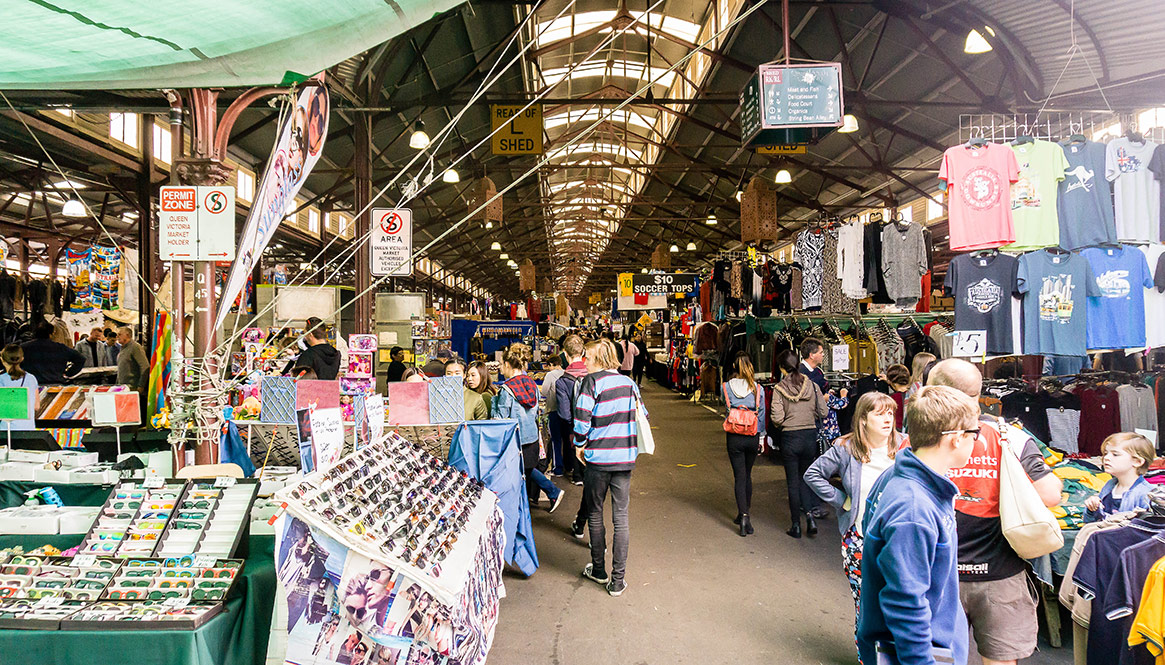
[
  {"xmin": 484, "ymin": 220, "xmax": 493, "ymax": 229},
  {"xmin": 669, "ymin": 244, "xmax": 679, "ymax": 253},
  {"xmin": 62, "ymin": 199, "xmax": 86, "ymax": 217},
  {"xmin": 640, "ymin": 268, "xmax": 648, "ymax": 273},
  {"xmin": 686, "ymin": 242, "xmax": 697, "ymax": 251},
  {"xmin": 839, "ymin": 114, "xmax": 860, "ymax": 133},
  {"xmin": 735, "ymin": 190, "xmax": 743, "ymax": 202},
  {"xmin": 964, "ymin": 27, "xmax": 995, "ymax": 54},
  {"xmin": 442, "ymin": 168, "xmax": 459, "ymax": 183},
  {"xmin": 409, "ymin": 121, "xmax": 430, "ymax": 150},
  {"xmin": 705, "ymin": 214, "xmax": 717, "ymax": 225},
  {"xmin": 774, "ymin": 169, "xmax": 793, "ymax": 184}
]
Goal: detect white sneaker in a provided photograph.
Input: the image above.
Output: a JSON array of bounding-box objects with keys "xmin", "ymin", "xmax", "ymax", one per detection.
[{"xmin": 549, "ymin": 492, "xmax": 565, "ymax": 513}]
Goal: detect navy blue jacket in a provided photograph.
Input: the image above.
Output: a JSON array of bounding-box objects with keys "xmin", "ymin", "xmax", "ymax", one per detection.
[{"xmin": 857, "ymin": 449, "xmax": 968, "ymax": 665}]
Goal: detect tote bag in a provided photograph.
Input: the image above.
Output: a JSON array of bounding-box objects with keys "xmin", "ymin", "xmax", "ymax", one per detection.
[
  {"xmin": 635, "ymin": 385, "xmax": 654, "ymax": 455},
  {"xmin": 996, "ymin": 419, "xmax": 1063, "ymax": 559}
]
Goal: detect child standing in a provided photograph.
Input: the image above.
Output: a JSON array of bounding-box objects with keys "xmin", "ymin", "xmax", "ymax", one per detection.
[
  {"xmin": 884, "ymin": 364, "xmax": 911, "ymax": 432},
  {"xmin": 1085, "ymin": 432, "xmax": 1156, "ymax": 521}
]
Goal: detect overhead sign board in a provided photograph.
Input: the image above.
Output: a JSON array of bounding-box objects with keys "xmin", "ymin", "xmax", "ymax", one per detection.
[
  {"xmin": 630, "ymin": 273, "xmax": 699, "ymax": 295},
  {"xmin": 159, "ymin": 185, "xmax": 236, "ymax": 261},
  {"xmin": 370, "ymin": 208, "xmax": 413, "ymax": 276},
  {"xmin": 740, "ymin": 63, "xmax": 844, "ymax": 148},
  {"xmin": 755, "ymin": 144, "xmax": 808, "ymax": 155},
  {"xmin": 491, "ymin": 104, "xmax": 543, "ymax": 155}
]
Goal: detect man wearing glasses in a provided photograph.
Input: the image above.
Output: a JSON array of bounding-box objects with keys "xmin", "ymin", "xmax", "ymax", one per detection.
[
  {"xmin": 857, "ymin": 385, "xmax": 978, "ymax": 665},
  {"xmin": 926, "ymin": 359, "xmax": 1062, "ymax": 665}
]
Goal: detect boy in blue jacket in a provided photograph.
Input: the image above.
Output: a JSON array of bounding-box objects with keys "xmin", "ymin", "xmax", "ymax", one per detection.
[{"xmin": 857, "ymin": 385, "xmax": 977, "ymax": 665}]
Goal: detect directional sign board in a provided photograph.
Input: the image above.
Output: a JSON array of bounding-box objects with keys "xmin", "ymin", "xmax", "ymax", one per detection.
[
  {"xmin": 370, "ymin": 208, "xmax": 413, "ymax": 276},
  {"xmin": 490, "ymin": 104, "xmax": 543, "ymax": 155},
  {"xmin": 740, "ymin": 63, "xmax": 843, "ymax": 147},
  {"xmin": 159, "ymin": 185, "xmax": 236, "ymax": 261}
]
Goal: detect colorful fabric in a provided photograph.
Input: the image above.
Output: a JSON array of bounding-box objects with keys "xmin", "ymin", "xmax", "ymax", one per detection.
[
  {"xmin": 842, "ymin": 525, "xmax": 864, "ymax": 665},
  {"xmin": 90, "ymin": 245, "xmax": 121, "ymax": 310},
  {"xmin": 65, "ymin": 247, "xmax": 93, "ymax": 312},
  {"xmin": 45, "ymin": 428, "xmax": 90, "ymax": 449},
  {"xmin": 818, "ymin": 391, "xmax": 849, "ymax": 454},
  {"xmin": 502, "ymin": 375, "xmax": 539, "ymax": 409},
  {"xmin": 146, "ymin": 311, "xmax": 172, "ymax": 424}
]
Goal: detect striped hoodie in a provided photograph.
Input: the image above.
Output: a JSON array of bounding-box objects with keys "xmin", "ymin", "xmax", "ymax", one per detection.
[{"xmin": 573, "ymin": 369, "xmax": 643, "ymax": 471}]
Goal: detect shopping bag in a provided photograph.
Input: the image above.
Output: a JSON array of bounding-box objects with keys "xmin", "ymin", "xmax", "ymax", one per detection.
[{"xmin": 997, "ymin": 418, "xmax": 1063, "ymax": 559}]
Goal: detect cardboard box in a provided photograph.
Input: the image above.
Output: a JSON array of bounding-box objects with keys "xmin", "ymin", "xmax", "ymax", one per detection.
[
  {"xmin": 68, "ymin": 466, "xmax": 120, "ymax": 485},
  {"xmin": 48, "ymin": 450, "xmax": 99, "ymax": 468},
  {"xmin": 33, "ymin": 468, "xmax": 73, "ymax": 484},
  {"xmin": 58, "ymin": 507, "xmax": 100, "ymax": 534}
]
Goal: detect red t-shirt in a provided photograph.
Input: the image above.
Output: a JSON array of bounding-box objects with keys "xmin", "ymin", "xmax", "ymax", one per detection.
[{"xmin": 939, "ymin": 143, "xmax": 1020, "ymax": 251}]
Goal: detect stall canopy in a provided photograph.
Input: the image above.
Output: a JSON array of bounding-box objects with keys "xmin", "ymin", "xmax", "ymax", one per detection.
[{"xmin": 0, "ymin": 0, "xmax": 461, "ymax": 89}]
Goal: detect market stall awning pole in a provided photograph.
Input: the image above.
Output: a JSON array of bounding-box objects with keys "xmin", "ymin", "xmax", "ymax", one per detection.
[{"xmin": 354, "ymin": 108, "xmax": 373, "ymax": 334}]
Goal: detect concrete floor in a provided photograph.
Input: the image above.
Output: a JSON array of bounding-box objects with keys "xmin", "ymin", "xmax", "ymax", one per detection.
[{"xmin": 488, "ymin": 381, "xmax": 1075, "ymax": 665}]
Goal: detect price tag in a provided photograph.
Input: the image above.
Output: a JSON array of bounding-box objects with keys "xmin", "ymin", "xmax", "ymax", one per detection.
[
  {"xmin": 193, "ymin": 554, "xmax": 218, "ymax": 569},
  {"xmin": 71, "ymin": 554, "xmax": 97, "ymax": 568},
  {"xmin": 950, "ymin": 330, "xmax": 987, "ymax": 358},
  {"xmin": 143, "ymin": 475, "xmax": 165, "ymax": 489},
  {"xmin": 162, "ymin": 596, "xmax": 190, "ymax": 610},
  {"xmin": 213, "ymin": 476, "xmax": 237, "ymax": 488},
  {"xmin": 831, "ymin": 344, "xmax": 850, "ymax": 372}
]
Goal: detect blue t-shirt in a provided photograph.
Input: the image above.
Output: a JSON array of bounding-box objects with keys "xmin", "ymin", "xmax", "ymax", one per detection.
[
  {"xmin": 1017, "ymin": 249, "xmax": 1097, "ymax": 356},
  {"xmin": 1058, "ymin": 139, "xmax": 1117, "ymax": 250},
  {"xmin": 1082, "ymin": 245, "xmax": 1154, "ymax": 349}
]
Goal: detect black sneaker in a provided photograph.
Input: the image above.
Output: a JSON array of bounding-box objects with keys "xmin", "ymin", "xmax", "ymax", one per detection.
[
  {"xmin": 582, "ymin": 563, "xmax": 609, "ymax": 585},
  {"xmin": 571, "ymin": 476, "xmax": 584, "ymax": 486},
  {"xmin": 571, "ymin": 520, "xmax": 586, "ymax": 539},
  {"xmin": 549, "ymin": 492, "xmax": 565, "ymax": 513},
  {"xmin": 607, "ymin": 579, "xmax": 626, "ymax": 597}
]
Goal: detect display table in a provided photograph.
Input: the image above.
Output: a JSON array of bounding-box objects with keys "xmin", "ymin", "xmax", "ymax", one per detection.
[
  {"xmin": 0, "ymin": 534, "xmax": 277, "ymax": 665},
  {"xmin": 0, "ymin": 480, "xmax": 113, "ymax": 509}
]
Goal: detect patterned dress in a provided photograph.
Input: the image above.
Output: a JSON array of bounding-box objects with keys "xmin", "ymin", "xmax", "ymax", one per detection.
[
  {"xmin": 795, "ymin": 230, "xmax": 825, "ymax": 309},
  {"xmin": 818, "ymin": 391, "xmax": 849, "ymax": 454},
  {"xmin": 822, "ymin": 229, "xmax": 859, "ymax": 315}
]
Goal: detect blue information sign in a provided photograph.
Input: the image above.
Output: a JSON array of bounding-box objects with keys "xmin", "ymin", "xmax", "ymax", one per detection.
[{"xmin": 758, "ymin": 63, "xmax": 844, "ymax": 128}]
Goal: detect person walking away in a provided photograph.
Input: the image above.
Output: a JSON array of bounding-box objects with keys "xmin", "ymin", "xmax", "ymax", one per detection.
[
  {"xmin": 445, "ymin": 360, "xmax": 487, "ymax": 420},
  {"xmin": 926, "ymin": 358, "xmax": 1062, "ymax": 665},
  {"xmin": 281, "ymin": 318, "xmax": 341, "ymax": 380},
  {"xmin": 74, "ymin": 326, "xmax": 111, "ymax": 367},
  {"xmin": 539, "ymin": 356, "xmax": 566, "ymax": 476},
  {"xmin": 574, "ymin": 338, "xmax": 643, "ymax": 597},
  {"xmin": 556, "ymin": 335, "xmax": 588, "ymax": 490},
  {"xmin": 386, "ymin": 346, "xmax": 407, "ymax": 382},
  {"xmin": 884, "ymin": 364, "xmax": 911, "ymax": 431},
  {"xmin": 804, "ymin": 392, "xmax": 902, "ymax": 659},
  {"xmin": 617, "ymin": 334, "xmax": 638, "ymax": 377},
  {"xmin": 467, "ymin": 361, "xmax": 496, "ymax": 413},
  {"xmin": 115, "ymin": 326, "xmax": 150, "ymax": 394},
  {"xmin": 857, "ymin": 385, "xmax": 978, "ymax": 665},
  {"xmin": 799, "ymin": 337, "xmax": 843, "ymax": 514},
  {"xmin": 21, "ymin": 322, "xmax": 84, "ymax": 385},
  {"xmin": 1084, "ymin": 432, "xmax": 1155, "ymax": 521},
  {"xmin": 492, "ymin": 343, "xmax": 564, "ymax": 512},
  {"xmin": 722, "ymin": 352, "xmax": 766, "ymax": 537},
  {"xmin": 631, "ymin": 332, "xmax": 649, "ymax": 386},
  {"xmin": 0, "ymin": 345, "xmax": 38, "ymax": 430},
  {"xmin": 771, "ymin": 349, "xmax": 828, "ymax": 538}
]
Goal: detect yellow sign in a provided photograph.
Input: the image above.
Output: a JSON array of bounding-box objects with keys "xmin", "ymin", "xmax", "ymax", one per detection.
[
  {"xmin": 491, "ymin": 104, "xmax": 543, "ymax": 155},
  {"xmin": 617, "ymin": 273, "xmax": 633, "ymax": 298},
  {"xmin": 589, "ymin": 293, "xmax": 602, "ymax": 305},
  {"xmin": 755, "ymin": 144, "xmax": 807, "ymax": 154}
]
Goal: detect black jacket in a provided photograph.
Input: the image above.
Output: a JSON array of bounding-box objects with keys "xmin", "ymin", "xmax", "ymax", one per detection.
[
  {"xmin": 288, "ymin": 343, "xmax": 341, "ymax": 380},
  {"xmin": 21, "ymin": 339, "xmax": 84, "ymax": 385}
]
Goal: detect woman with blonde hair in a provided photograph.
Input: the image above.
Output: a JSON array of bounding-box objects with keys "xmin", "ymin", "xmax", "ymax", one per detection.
[
  {"xmin": 722, "ymin": 352, "xmax": 766, "ymax": 537},
  {"xmin": 804, "ymin": 391, "xmax": 903, "ymax": 658},
  {"xmin": 906, "ymin": 352, "xmax": 936, "ymax": 400}
]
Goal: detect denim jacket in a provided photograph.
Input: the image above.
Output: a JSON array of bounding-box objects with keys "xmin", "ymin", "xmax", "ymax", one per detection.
[
  {"xmin": 804, "ymin": 432, "xmax": 906, "ymax": 535},
  {"xmin": 491, "ymin": 384, "xmax": 540, "ymax": 445},
  {"xmin": 1085, "ymin": 475, "xmax": 1154, "ymax": 522}
]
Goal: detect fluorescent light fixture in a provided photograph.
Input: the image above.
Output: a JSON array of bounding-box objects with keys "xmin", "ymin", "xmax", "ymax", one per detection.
[
  {"xmin": 686, "ymin": 242, "xmax": 696, "ymax": 251},
  {"xmin": 964, "ymin": 27, "xmax": 994, "ymax": 54},
  {"xmin": 52, "ymin": 179, "xmax": 86, "ymax": 190},
  {"xmin": 734, "ymin": 190, "xmax": 742, "ymax": 202},
  {"xmin": 839, "ymin": 114, "xmax": 860, "ymax": 133},
  {"xmin": 490, "ymin": 242, "xmax": 502, "ymax": 251},
  {"xmin": 669, "ymin": 244, "xmax": 679, "ymax": 253},
  {"xmin": 774, "ymin": 169, "xmax": 793, "ymax": 184},
  {"xmin": 409, "ymin": 121, "xmax": 430, "ymax": 150},
  {"xmin": 62, "ymin": 199, "xmax": 87, "ymax": 217},
  {"xmin": 442, "ymin": 168, "xmax": 459, "ymax": 183},
  {"xmin": 705, "ymin": 214, "xmax": 717, "ymax": 225}
]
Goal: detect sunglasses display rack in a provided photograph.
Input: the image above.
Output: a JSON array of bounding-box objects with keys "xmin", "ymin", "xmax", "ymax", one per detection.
[
  {"xmin": 0, "ymin": 553, "xmax": 244, "ymax": 630},
  {"xmin": 79, "ymin": 479, "xmax": 259, "ymax": 559}
]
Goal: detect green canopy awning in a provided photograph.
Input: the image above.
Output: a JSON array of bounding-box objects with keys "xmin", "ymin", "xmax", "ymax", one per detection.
[{"xmin": 0, "ymin": 0, "xmax": 462, "ymax": 89}]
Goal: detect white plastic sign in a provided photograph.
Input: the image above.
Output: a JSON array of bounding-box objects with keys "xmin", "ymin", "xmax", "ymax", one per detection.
[
  {"xmin": 366, "ymin": 394, "xmax": 385, "ymax": 443},
  {"xmin": 951, "ymin": 330, "xmax": 987, "ymax": 358},
  {"xmin": 370, "ymin": 208, "xmax": 413, "ymax": 276},
  {"xmin": 310, "ymin": 407, "xmax": 344, "ymax": 469},
  {"xmin": 831, "ymin": 344, "xmax": 850, "ymax": 371}
]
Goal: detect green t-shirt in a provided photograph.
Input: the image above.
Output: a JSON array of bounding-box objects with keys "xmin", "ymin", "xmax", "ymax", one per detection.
[{"xmin": 1005, "ymin": 139, "xmax": 1069, "ymax": 251}]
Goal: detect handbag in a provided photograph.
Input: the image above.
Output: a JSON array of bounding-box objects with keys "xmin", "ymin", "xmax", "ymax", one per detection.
[
  {"xmin": 635, "ymin": 387, "xmax": 654, "ymax": 455},
  {"xmin": 722, "ymin": 384, "xmax": 761, "ymax": 436},
  {"xmin": 996, "ymin": 418, "xmax": 1063, "ymax": 559}
]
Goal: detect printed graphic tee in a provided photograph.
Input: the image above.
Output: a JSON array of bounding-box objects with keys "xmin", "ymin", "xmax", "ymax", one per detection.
[
  {"xmin": 1058, "ymin": 139, "xmax": 1117, "ymax": 250},
  {"xmin": 1016, "ymin": 249, "xmax": 1097, "ymax": 356},
  {"xmin": 795, "ymin": 229, "xmax": 825, "ymax": 309},
  {"xmin": 1106, "ymin": 137, "xmax": 1161, "ymax": 243},
  {"xmin": 939, "ymin": 142, "xmax": 1020, "ymax": 251},
  {"xmin": 943, "ymin": 252, "xmax": 1019, "ymax": 355},
  {"xmin": 1004, "ymin": 139, "xmax": 1068, "ymax": 251},
  {"xmin": 1082, "ymin": 245, "xmax": 1154, "ymax": 349}
]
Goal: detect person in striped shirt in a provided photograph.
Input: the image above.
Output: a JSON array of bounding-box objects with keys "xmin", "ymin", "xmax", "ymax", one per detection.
[{"xmin": 574, "ymin": 338, "xmax": 645, "ymax": 597}]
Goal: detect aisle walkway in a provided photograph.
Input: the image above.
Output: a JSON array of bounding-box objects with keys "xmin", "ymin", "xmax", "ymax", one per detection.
[{"xmin": 488, "ymin": 381, "xmax": 1073, "ymax": 665}]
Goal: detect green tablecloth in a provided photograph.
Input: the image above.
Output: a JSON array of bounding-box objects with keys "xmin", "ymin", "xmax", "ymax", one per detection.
[
  {"xmin": 0, "ymin": 534, "xmax": 277, "ymax": 665},
  {"xmin": 0, "ymin": 481, "xmax": 113, "ymax": 509}
]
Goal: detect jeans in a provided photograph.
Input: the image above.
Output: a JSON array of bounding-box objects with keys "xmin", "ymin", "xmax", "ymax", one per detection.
[
  {"xmin": 632, "ymin": 363, "xmax": 645, "ymax": 386},
  {"xmin": 585, "ymin": 466, "xmax": 632, "ymax": 583},
  {"xmin": 557, "ymin": 418, "xmax": 578, "ymax": 479},
  {"xmin": 726, "ymin": 433, "xmax": 759, "ymax": 516},
  {"xmin": 522, "ymin": 443, "xmax": 561, "ymax": 501},
  {"xmin": 548, "ymin": 413, "xmax": 565, "ymax": 475},
  {"xmin": 781, "ymin": 429, "xmax": 819, "ymax": 520}
]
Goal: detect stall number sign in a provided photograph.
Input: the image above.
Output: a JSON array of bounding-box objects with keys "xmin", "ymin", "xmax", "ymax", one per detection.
[
  {"xmin": 630, "ymin": 273, "xmax": 699, "ymax": 295},
  {"xmin": 159, "ymin": 186, "xmax": 236, "ymax": 261},
  {"xmin": 491, "ymin": 105, "xmax": 543, "ymax": 155},
  {"xmin": 951, "ymin": 330, "xmax": 987, "ymax": 358},
  {"xmin": 370, "ymin": 208, "xmax": 413, "ymax": 276}
]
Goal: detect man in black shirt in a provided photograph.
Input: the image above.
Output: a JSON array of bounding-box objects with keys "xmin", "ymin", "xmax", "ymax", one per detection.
[
  {"xmin": 282, "ymin": 318, "xmax": 341, "ymax": 380},
  {"xmin": 22, "ymin": 322, "xmax": 84, "ymax": 384},
  {"xmin": 386, "ymin": 346, "xmax": 407, "ymax": 382}
]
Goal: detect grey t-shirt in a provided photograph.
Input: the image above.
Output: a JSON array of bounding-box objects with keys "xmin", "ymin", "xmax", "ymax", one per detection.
[
  {"xmin": 1149, "ymin": 144, "xmax": 1165, "ymax": 242},
  {"xmin": 943, "ymin": 252, "xmax": 1019, "ymax": 355},
  {"xmin": 1016, "ymin": 249, "xmax": 1097, "ymax": 357},
  {"xmin": 1058, "ymin": 139, "xmax": 1117, "ymax": 250},
  {"xmin": 1106, "ymin": 137, "xmax": 1161, "ymax": 243},
  {"xmin": 881, "ymin": 221, "xmax": 927, "ymax": 306}
]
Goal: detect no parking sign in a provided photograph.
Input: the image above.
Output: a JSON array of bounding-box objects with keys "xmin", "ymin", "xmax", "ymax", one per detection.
[{"xmin": 370, "ymin": 208, "xmax": 412, "ymax": 276}]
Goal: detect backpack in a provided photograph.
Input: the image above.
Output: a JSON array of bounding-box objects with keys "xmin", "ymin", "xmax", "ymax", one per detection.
[{"xmin": 722, "ymin": 383, "xmax": 761, "ymax": 436}]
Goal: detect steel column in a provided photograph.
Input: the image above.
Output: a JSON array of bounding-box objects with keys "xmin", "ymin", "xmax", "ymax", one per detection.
[{"xmin": 354, "ymin": 108, "xmax": 372, "ymax": 333}]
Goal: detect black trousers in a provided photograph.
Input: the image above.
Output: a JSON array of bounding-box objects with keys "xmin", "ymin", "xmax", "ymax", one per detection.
[
  {"xmin": 585, "ymin": 466, "xmax": 632, "ymax": 583},
  {"xmin": 781, "ymin": 429, "xmax": 820, "ymax": 520},
  {"xmin": 632, "ymin": 362, "xmax": 646, "ymax": 385},
  {"xmin": 556, "ymin": 416, "xmax": 577, "ymax": 479},
  {"xmin": 726, "ymin": 432, "xmax": 760, "ymax": 516}
]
